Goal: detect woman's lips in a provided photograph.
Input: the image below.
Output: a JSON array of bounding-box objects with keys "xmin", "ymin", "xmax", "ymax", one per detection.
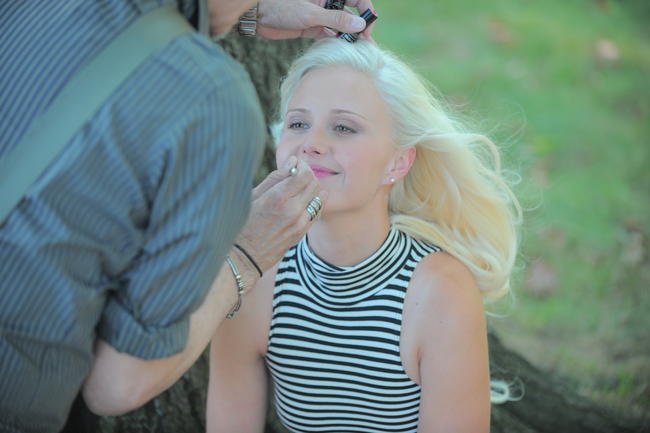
[{"xmin": 309, "ymin": 164, "xmax": 339, "ymax": 178}]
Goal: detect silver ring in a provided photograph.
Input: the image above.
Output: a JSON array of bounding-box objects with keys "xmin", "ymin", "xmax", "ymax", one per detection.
[
  {"xmin": 306, "ymin": 204, "xmax": 318, "ymax": 221},
  {"xmin": 305, "ymin": 196, "xmax": 322, "ymax": 221},
  {"xmin": 308, "ymin": 196, "xmax": 322, "ymax": 212},
  {"xmin": 289, "ymin": 167, "xmax": 298, "ymax": 176}
]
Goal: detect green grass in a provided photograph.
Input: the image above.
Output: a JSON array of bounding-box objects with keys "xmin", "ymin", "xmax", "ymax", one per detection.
[{"xmin": 370, "ymin": 0, "xmax": 650, "ymax": 417}]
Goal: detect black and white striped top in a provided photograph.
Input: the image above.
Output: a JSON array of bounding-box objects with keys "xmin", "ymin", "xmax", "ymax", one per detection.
[{"xmin": 266, "ymin": 227, "xmax": 441, "ymax": 433}]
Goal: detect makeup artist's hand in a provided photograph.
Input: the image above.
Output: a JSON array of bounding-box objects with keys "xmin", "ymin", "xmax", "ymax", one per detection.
[
  {"xmin": 257, "ymin": 0, "xmax": 376, "ymax": 40},
  {"xmin": 235, "ymin": 156, "xmax": 328, "ymax": 273}
]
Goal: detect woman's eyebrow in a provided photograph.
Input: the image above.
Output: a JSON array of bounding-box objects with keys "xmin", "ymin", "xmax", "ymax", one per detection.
[
  {"xmin": 331, "ymin": 109, "xmax": 368, "ymax": 120},
  {"xmin": 287, "ymin": 108, "xmax": 368, "ymax": 121},
  {"xmin": 287, "ymin": 108, "xmax": 310, "ymax": 114}
]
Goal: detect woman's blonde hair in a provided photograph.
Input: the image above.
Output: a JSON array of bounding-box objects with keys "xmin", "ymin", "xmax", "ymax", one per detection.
[{"xmin": 274, "ymin": 38, "xmax": 522, "ymax": 301}]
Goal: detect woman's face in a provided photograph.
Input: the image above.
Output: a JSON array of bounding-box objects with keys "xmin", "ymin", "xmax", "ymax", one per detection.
[{"xmin": 276, "ymin": 66, "xmax": 398, "ymax": 216}]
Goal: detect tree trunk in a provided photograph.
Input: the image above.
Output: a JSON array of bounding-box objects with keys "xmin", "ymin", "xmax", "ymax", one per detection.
[{"xmin": 63, "ymin": 35, "xmax": 649, "ymax": 433}]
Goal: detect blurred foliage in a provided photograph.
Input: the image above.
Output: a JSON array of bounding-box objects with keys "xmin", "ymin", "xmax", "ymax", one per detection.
[{"xmin": 370, "ymin": 0, "xmax": 649, "ymax": 418}]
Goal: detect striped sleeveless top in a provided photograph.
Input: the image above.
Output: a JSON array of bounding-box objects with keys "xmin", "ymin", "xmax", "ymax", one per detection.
[{"xmin": 266, "ymin": 227, "xmax": 441, "ymax": 433}]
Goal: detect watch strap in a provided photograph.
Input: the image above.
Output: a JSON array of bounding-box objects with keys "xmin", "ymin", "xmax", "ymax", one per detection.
[{"xmin": 238, "ymin": 6, "xmax": 258, "ymax": 37}]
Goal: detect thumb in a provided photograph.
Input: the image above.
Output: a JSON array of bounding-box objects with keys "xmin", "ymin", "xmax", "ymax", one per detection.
[{"xmin": 316, "ymin": 9, "xmax": 366, "ymax": 34}]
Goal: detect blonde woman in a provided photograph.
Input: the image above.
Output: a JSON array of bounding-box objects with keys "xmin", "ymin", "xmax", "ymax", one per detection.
[{"xmin": 207, "ymin": 38, "xmax": 521, "ymax": 433}]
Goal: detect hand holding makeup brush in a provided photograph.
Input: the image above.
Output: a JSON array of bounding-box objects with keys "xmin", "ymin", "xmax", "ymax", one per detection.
[
  {"xmin": 257, "ymin": 0, "xmax": 376, "ymax": 40},
  {"xmin": 236, "ymin": 156, "xmax": 328, "ymax": 273}
]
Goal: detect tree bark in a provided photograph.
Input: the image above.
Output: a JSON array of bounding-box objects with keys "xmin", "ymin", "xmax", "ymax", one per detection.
[
  {"xmin": 487, "ymin": 332, "xmax": 647, "ymax": 433},
  {"xmin": 63, "ymin": 35, "xmax": 649, "ymax": 433}
]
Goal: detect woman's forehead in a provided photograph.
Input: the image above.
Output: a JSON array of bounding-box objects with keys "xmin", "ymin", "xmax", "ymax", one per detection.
[{"xmin": 289, "ymin": 66, "xmax": 388, "ymax": 119}]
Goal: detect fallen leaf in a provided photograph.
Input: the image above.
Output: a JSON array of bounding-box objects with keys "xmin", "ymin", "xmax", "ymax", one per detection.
[
  {"xmin": 487, "ymin": 16, "xmax": 513, "ymax": 46},
  {"xmin": 620, "ymin": 230, "xmax": 646, "ymax": 267},
  {"xmin": 594, "ymin": 38, "xmax": 619, "ymax": 62},
  {"xmin": 593, "ymin": 0, "xmax": 609, "ymax": 11},
  {"xmin": 541, "ymin": 225, "xmax": 567, "ymax": 250},
  {"xmin": 524, "ymin": 259, "xmax": 558, "ymax": 298}
]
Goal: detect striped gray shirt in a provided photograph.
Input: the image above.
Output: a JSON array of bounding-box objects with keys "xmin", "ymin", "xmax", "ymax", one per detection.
[
  {"xmin": 267, "ymin": 228, "xmax": 441, "ymax": 432},
  {"xmin": 0, "ymin": 1, "xmax": 264, "ymax": 431}
]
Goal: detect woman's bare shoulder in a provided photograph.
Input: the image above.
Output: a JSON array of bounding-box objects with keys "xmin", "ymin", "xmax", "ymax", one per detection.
[
  {"xmin": 409, "ymin": 251, "xmax": 482, "ymax": 312},
  {"xmin": 400, "ymin": 251, "xmax": 487, "ymax": 384}
]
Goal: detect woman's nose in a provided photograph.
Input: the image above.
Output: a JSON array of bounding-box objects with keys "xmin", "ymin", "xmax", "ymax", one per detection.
[{"xmin": 301, "ymin": 128, "xmax": 328, "ymax": 156}]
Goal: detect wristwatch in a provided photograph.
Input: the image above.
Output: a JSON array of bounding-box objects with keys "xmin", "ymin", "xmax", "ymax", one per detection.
[{"xmin": 238, "ymin": 6, "xmax": 258, "ymax": 37}]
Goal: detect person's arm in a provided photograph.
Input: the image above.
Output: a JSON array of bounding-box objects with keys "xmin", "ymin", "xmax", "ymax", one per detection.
[
  {"xmin": 83, "ymin": 158, "xmax": 325, "ymax": 416},
  {"xmin": 83, "ymin": 248, "xmax": 257, "ymax": 415},
  {"xmin": 409, "ymin": 252, "xmax": 491, "ymax": 433},
  {"xmin": 206, "ymin": 265, "xmax": 278, "ymax": 433}
]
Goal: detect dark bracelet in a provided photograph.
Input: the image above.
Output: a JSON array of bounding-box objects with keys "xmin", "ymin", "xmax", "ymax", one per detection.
[{"xmin": 234, "ymin": 243, "xmax": 263, "ymax": 278}]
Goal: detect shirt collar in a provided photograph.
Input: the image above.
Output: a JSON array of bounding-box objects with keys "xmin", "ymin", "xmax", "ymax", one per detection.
[
  {"xmin": 195, "ymin": 0, "xmax": 209, "ymax": 36},
  {"xmin": 176, "ymin": 0, "xmax": 209, "ymax": 35}
]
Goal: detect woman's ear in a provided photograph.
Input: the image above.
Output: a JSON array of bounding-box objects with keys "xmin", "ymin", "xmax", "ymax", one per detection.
[{"xmin": 384, "ymin": 147, "xmax": 416, "ymax": 184}]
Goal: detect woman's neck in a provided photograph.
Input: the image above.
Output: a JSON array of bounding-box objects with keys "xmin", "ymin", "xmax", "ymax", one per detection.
[{"xmin": 306, "ymin": 204, "xmax": 392, "ymax": 267}]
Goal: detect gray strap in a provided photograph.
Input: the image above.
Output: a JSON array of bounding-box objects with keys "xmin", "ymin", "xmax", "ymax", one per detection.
[{"xmin": 0, "ymin": 6, "xmax": 193, "ymax": 225}]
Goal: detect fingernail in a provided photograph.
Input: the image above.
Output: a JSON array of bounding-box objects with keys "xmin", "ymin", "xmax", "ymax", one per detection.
[
  {"xmin": 319, "ymin": 189, "xmax": 329, "ymax": 202},
  {"xmin": 351, "ymin": 16, "xmax": 366, "ymax": 31}
]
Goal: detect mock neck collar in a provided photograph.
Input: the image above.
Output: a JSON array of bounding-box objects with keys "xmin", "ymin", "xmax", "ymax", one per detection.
[{"xmin": 295, "ymin": 227, "xmax": 413, "ymax": 305}]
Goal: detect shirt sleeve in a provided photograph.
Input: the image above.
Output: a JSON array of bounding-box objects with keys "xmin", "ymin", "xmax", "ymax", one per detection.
[{"xmin": 97, "ymin": 52, "xmax": 265, "ymax": 359}]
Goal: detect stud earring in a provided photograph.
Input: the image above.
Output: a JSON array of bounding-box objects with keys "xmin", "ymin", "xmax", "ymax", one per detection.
[{"xmin": 389, "ymin": 177, "xmax": 396, "ymax": 184}]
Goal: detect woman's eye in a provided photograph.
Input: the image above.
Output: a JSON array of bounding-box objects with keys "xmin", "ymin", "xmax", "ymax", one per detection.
[
  {"xmin": 288, "ymin": 121, "xmax": 309, "ymax": 130},
  {"xmin": 334, "ymin": 124, "xmax": 355, "ymax": 134}
]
